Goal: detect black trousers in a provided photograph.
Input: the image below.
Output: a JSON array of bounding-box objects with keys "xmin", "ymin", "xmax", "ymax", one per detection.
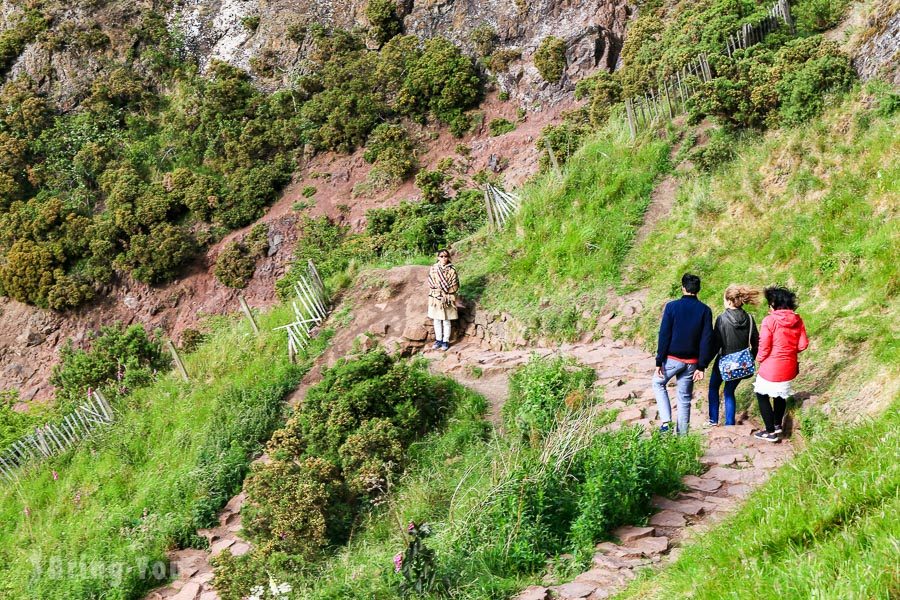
[{"xmin": 756, "ymin": 393, "xmax": 786, "ymax": 433}]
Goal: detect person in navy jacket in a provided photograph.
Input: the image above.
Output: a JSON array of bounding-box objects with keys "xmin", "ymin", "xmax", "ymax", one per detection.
[{"xmin": 652, "ymin": 273, "xmax": 714, "ymax": 434}]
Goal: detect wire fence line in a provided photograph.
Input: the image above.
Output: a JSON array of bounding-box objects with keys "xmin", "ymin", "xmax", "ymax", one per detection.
[
  {"xmin": 484, "ymin": 184, "xmax": 522, "ymax": 230},
  {"xmin": 0, "ymin": 390, "xmax": 115, "ymax": 481},
  {"xmin": 625, "ymin": 0, "xmax": 795, "ymax": 137},
  {"xmin": 273, "ymin": 259, "xmax": 329, "ymax": 359}
]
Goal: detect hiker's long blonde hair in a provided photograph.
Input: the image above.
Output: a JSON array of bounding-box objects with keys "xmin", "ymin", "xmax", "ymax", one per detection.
[{"xmin": 724, "ymin": 285, "xmax": 760, "ymax": 308}]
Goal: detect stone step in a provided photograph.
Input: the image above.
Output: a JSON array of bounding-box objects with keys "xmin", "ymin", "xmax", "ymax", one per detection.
[
  {"xmin": 648, "ymin": 510, "xmax": 686, "ymax": 528},
  {"xmin": 612, "ymin": 525, "xmax": 656, "ymax": 543},
  {"xmin": 651, "ymin": 496, "xmax": 706, "ymax": 516}
]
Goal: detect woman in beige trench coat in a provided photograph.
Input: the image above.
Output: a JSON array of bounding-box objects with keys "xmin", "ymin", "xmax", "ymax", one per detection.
[{"xmin": 427, "ymin": 249, "xmax": 459, "ymax": 351}]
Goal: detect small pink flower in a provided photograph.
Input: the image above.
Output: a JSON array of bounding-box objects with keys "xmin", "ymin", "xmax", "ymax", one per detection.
[
  {"xmin": 74, "ymin": 492, "xmax": 81, "ymax": 505},
  {"xmin": 393, "ymin": 552, "xmax": 403, "ymax": 573},
  {"xmin": 23, "ymin": 507, "xmax": 30, "ymax": 517},
  {"xmin": 52, "ymin": 471, "xmax": 58, "ymax": 481},
  {"xmin": 407, "ymin": 522, "xmax": 416, "ymax": 533}
]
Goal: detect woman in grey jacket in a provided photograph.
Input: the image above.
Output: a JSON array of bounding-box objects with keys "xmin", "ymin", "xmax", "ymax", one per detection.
[{"xmin": 706, "ymin": 285, "xmax": 760, "ymax": 426}]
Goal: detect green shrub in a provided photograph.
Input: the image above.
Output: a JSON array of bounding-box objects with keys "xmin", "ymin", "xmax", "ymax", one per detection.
[
  {"xmin": 689, "ymin": 129, "xmax": 737, "ymax": 172},
  {"xmin": 302, "ymin": 185, "xmax": 317, "ymax": 198},
  {"xmin": 366, "ymin": 0, "xmax": 403, "ymax": 47},
  {"xmin": 275, "ymin": 216, "xmax": 360, "ymax": 299},
  {"xmin": 214, "ymin": 241, "xmax": 256, "ymax": 289},
  {"xmin": 362, "ymin": 123, "xmax": 418, "ymax": 189},
  {"xmin": 534, "ymin": 36, "xmax": 567, "ymax": 83},
  {"xmin": 400, "ymin": 37, "xmax": 482, "ymax": 126},
  {"xmin": 536, "ymin": 119, "xmax": 590, "ymax": 170},
  {"xmin": 793, "ymin": 0, "xmax": 849, "ymax": 32},
  {"xmin": 241, "ymin": 15, "xmax": 260, "ymax": 31},
  {"xmin": 503, "ymin": 355, "xmax": 595, "ymax": 441},
  {"xmin": 0, "ymin": 9, "xmax": 48, "ymax": 77},
  {"xmin": 50, "ymin": 323, "xmax": 170, "ymax": 412},
  {"xmin": 486, "ymin": 49, "xmax": 521, "ymax": 72},
  {"xmin": 574, "ymin": 70, "xmax": 622, "ymax": 126},
  {"xmin": 569, "ymin": 428, "xmax": 701, "ymax": 548},
  {"xmin": 454, "ymin": 425, "xmax": 701, "ymax": 581},
  {"xmin": 470, "ymin": 24, "xmax": 497, "ymax": 57},
  {"xmin": 488, "ymin": 117, "xmax": 516, "ymax": 136},
  {"xmin": 115, "ymin": 223, "xmax": 197, "ymax": 283}
]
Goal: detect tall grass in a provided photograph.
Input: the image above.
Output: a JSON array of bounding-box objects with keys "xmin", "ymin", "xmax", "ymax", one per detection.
[
  {"xmin": 0, "ymin": 305, "xmax": 329, "ymax": 599},
  {"xmin": 458, "ymin": 117, "xmax": 670, "ymax": 340},
  {"xmin": 625, "ymin": 84, "xmax": 900, "ymax": 412},
  {"xmin": 278, "ymin": 356, "xmax": 701, "ymax": 599},
  {"xmin": 616, "ymin": 402, "xmax": 900, "ymax": 599}
]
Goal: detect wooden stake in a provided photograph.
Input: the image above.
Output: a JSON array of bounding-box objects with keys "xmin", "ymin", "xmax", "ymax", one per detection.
[
  {"xmin": 167, "ymin": 341, "xmax": 189, "ymax": 382},
  {"xmin": 238, "ymin": 295, "xmax": 259, "ymax": 335}
]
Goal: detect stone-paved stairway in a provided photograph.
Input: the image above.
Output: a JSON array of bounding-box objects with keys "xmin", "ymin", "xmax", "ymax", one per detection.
[
  {"xmin": 145, "ymin": 295, "xmax": 792, "ymax": 600},
  {"xmin": 427, "ymin": 338, "xmax": 793, "ymax": 600}
]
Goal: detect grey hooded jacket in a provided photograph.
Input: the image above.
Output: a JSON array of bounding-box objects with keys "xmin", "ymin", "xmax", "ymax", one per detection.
[{"xmin": 712, "ymin": 308, "xmax": 760, "ymax": 362}]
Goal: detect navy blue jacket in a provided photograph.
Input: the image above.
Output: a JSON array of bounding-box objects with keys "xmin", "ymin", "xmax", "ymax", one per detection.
[{"xmin": 655, "ymin": 295, "xmax": 714, "ymax": 369}]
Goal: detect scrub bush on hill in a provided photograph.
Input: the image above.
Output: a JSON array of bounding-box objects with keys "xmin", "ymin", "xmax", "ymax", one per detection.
[
  {"xmin": 366, "ymin": 0, "xmax": 403, "ymax": 47},
  {"xmin": 213, "ymin": 350, "xmax": 459, "ymax": 599},
  {"xmin": 0, "ymin": 14, "xmax": 484, "ymax": 310},
  {"xmin": 692, "ymin": 35, "xmax": 854, "ymax": 129},
  {"xmin": 361, "ymin": 122, "xmax": 418, "ymax": 190},
  {"xmin": 0, "ymin": 9, "xmax": 48, "ymax": 77},
  {"xmin": 50, "ymin": 323, "xmax": 170, "ymax": 412},
  {"xmin": 534, "ymin": 36, "xmax": 567, "ymax": 83}
]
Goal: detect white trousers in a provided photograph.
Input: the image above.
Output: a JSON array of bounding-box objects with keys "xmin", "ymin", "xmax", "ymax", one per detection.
[{"xmin": 433, "ymin": 319, "xmax": 451, "ymax": 342}]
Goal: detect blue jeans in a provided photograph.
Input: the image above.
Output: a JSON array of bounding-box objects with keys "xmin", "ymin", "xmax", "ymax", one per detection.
[
  {"xmin": 652, "ymin": 358, "xmax": 696, "ymax": 435},
  {"xmin": 707, "ymin": 360, "xmax": 741, "ymax": 426}
]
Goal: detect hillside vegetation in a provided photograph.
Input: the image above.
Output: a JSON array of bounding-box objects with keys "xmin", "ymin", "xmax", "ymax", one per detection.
[
  {"xmin": 0, "ymin": 308, "xmax": 329, "ymax": 598},
  {"xmin": 0, "ymin": 7, "xmax": 481, "ymax": 309}
]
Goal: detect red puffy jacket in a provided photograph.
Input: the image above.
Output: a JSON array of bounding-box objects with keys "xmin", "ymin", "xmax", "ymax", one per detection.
[{"xmin": 757, "ymin": 310, "xmax": 809, "ymax": 382}]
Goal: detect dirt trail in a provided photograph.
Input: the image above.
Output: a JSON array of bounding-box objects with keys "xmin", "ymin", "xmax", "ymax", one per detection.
[{"xmin": 145, "ymin": 266, "xmax": 793, "ymax": 600}]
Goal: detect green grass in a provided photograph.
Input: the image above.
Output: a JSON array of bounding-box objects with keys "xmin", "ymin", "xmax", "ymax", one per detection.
[
  {"xmin": 616, "ymin": 401, "xmax": 900, "ymax": 599},
  {"xmin": 458, "ymin": 116, "xmax": 670, "ymax": 340},
  {"xmin": 624, "ymin": 84, "xmax": 900, "ymax": 411},
  {"xmin": 0, "ymin": 305, "xmax": 330, "ymax": 599},
  {"xmin": 268, "ymin": 356, "xmax": 701, "ymax": 599}
]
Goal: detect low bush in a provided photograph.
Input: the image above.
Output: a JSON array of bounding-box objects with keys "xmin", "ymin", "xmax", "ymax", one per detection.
[
  {"xmin": 362, "ymin": 123, "xmax": 418, "ymax": 190},
  {"xmin": 50, "ymin": 323, "xmax": 170, "ymax": 413},
  {"xmin": 366, "ymin": 0, "xmax": 403, "ymax": 47},
  {"xmin": 574, "ymin": 70, "xmax": 622, "ymax": 126},
  {"xmin": 692, "ymin": 35, "xmax": 854, "ymax": 130},
  {"xmin": 488, "ymin": 117, "xmax": 516, "ymax": 136},
  {"xmin": 503, "ymin": 355, "xmax": 596, "ymax": 442},
  {"xmin": 534, "ymin": 36, "xmax": 567, "ymax": 83},
  {"xmin": 214, "ymin": 349, "xmax": 461, "ymax": 598},
  {"xmin": 214, "ymin": 242, "xmax": 256, "ymax": 289}
]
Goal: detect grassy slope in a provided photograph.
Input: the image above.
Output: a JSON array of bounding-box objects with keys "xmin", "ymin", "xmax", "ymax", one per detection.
[
  {"xmin": 458, "ymin": 117, "xmax": 670, "ymax": 339},
  {"xmin": 0, "ymin": 306, "xmax": 328, "ymax": 599},
  {"xmin": 624, "ymin": 85, "xmax": 899, "ymax": 413},
  {"xmin": 616, "ymin": 402, "xmax": 899, "ymax": 599}
]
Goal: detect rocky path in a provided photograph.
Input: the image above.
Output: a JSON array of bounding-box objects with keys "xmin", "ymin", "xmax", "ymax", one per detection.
[
  {"xmin": 144, "ymin": 267, "xmax": 793, "ymax": 600},
  {"xmin": 429, "ymin": 337, "xmax": 793, "ymax": 600}
]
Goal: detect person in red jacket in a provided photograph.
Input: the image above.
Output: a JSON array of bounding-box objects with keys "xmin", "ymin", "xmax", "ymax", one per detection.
[{"xmin": 753, "ymin": 286, "xmax": 809, "ymax": 442}]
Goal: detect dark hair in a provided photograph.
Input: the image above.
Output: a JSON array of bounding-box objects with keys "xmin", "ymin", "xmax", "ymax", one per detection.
[
  {"xmin": 437, "ymin": 248, "xmax": 450, "ymax": 258},
  {"xmin": 764, "ymin": 286, "xmax": 798, "ymax": 310},
  {"xmin": 681, "ymin": 273, "xmax": 701, "ymax": 295}
]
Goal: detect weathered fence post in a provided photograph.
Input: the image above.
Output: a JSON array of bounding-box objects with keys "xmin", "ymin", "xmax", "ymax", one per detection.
[
  {"xmin": 544, "ymin": 137, "xmax": 562, "ymax": 177},
  {"xmin": 625, "ymin": 98, "xmax": 637, "ymax": 138},
  {"xmin": 167, "ymin": 340, "xmax": 189, "ymax": 382},
  {"xmin": 238, "ymin": 295, "xmax": 260, "ymax": 335}
]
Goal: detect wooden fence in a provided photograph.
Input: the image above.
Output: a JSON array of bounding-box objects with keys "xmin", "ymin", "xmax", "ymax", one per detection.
[
  {"xmin": 484, "ymin": 184, "xmax": 522, "ymax": 230},
  {"xmin": 625, "ymin": 0, "xmax": 794, "ymax": 137},
  {"xmin": 0, "ymin": 390, "xmax": 115, "ymax": 481},
  {"xmin": 273, "ymin": 259, "xmax": 329, "ymax": 359}
]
